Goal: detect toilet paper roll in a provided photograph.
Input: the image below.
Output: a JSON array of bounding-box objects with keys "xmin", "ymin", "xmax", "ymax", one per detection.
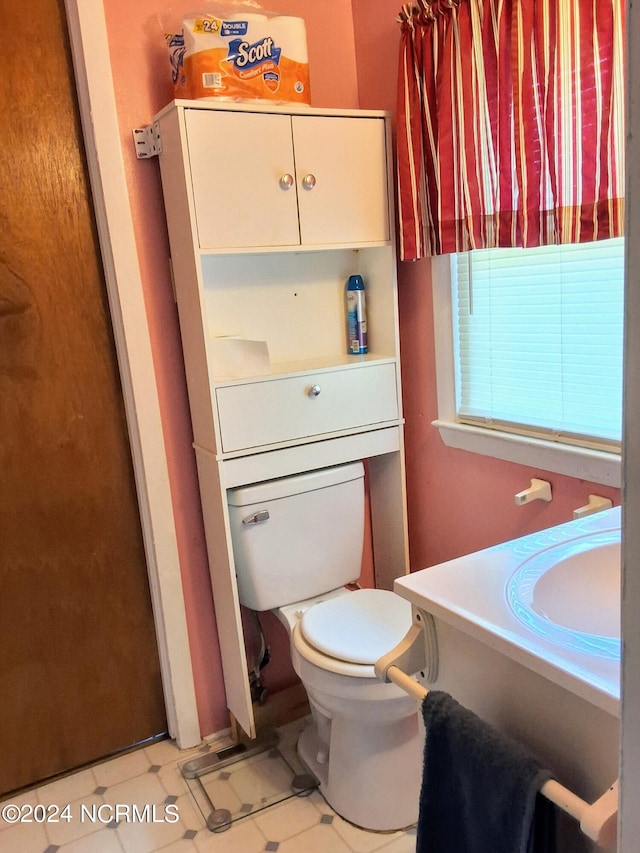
[
  {"xmin": 270, "ymin": 16, "xmax": 309, "ymax": 64},
  {"xmin": 226, "ymin": 13, "xmax": 268, "ymax": 21},
  {"xmin": 181, "ymin": 11, "xmax": 310, "ymax": 104},
  {"xmin": 220, "ymin": 12, "xmax": 268, "ymax": 35}
]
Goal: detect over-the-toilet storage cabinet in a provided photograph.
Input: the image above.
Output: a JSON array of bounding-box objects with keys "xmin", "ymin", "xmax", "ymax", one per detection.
[{"xmin": 153, "ymin": 100, "xmax": 409, "ymax": 739}]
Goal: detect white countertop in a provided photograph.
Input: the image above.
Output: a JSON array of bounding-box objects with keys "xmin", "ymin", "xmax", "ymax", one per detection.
[{"xmin": 394, "ymin": 507, "xmax": 621, "ymax": 717}]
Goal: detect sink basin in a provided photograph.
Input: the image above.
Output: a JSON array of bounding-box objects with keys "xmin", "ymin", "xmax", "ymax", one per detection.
[
  {"xmin": 532, "ymin": 542, "xmax": 620, "ymax": 636},
  {"xmin": 507, "ymin": 529, "xmax": 621, "ymax": 659}
]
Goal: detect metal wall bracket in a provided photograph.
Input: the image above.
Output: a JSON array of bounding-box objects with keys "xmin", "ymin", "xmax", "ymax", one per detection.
[{"xmin": 132, "ymin": 123, "xmax": 162, "ymax": 159}]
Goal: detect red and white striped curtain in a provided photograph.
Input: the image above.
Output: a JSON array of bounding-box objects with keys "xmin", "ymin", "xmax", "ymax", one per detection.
[{"xmin": 396, "ymin": 0, "xmax": 625, "ymax": 260}]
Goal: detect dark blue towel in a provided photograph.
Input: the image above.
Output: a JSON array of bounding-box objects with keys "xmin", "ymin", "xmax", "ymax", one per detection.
[{"xmin": 417, "ymin": 691, "xmax": 556, "ymax": 853}]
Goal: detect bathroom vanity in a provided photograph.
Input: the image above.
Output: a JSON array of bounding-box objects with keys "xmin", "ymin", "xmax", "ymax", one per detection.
[
  {"xmin": 148, "ymin": 101, "xmax": 409, "ymax": 738},
  {"xmin": 393, "ymin": 509, "xmax": 621, "ymax": 851}
]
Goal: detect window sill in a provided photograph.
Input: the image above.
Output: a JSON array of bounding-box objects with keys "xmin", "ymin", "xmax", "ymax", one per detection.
[{"xmin": 433, "ymin": 419, "xmax": 621, "ymax": 487}]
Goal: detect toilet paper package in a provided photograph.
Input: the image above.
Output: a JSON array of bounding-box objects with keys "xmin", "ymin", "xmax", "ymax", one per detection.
[{"xmin": 164, "ymin": 3, "xmax": 310, "ymax": 105}]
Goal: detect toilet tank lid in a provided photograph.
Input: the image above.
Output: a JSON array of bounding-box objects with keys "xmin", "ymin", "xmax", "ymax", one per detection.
[
  {"xmin": 228, "ymin": 462, "xmax": 364, "ymax": 507},
  {"xmin": 299, "ymin": 589, "xmax": 412, "ymax": 666}
]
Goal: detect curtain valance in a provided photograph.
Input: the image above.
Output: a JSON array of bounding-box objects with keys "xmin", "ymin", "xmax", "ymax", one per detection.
[{"xmin": 396, "ymin": 0, "xmax": 625, "ymax": 259}]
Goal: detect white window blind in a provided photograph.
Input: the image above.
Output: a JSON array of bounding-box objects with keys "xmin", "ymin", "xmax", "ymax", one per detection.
[{"xmin": 452, "ymin": 239, "xmax": 624, "ymax": 449}]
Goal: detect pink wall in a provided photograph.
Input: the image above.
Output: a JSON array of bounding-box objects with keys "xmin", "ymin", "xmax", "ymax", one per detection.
[{"xmin": 102, "ymin": 0, "xmax": 620, "ymax": 737}]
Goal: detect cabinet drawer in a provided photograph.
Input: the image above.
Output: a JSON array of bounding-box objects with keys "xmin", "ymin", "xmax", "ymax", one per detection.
[{"xmin": 216, "ymin": 363, "xmax": 398, "ymax": 452}]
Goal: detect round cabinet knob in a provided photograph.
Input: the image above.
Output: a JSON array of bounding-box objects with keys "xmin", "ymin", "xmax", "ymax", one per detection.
[
  {"xmin": 301, "ymin": 174, "xmax": 317, "ymax": 191},
  {"xmin": 307, "ymin": 384, "xmax": 321, "ymax": 398},
  {"xmin": 279, "ymin": 173, "xmax": 294, "ymax": 191}
]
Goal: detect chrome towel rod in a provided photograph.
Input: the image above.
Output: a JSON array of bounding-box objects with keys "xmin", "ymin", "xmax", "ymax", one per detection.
[{"xmin": 384, "ymin": 663, "xmax": 618, "ymax": 849}]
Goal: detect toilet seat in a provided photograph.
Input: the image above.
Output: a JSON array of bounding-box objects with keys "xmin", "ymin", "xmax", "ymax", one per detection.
[
  {"xmin": 293, "ymin": 589, "xmax": 412, "ymax": 678},
  {"xmin": 292, "ymin": 622, "xmax": 377, "ymax": 677}
]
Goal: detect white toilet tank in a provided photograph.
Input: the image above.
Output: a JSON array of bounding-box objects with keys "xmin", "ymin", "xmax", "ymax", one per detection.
[{"xmin": 228, "ymin": 462, "xmax": 365, "ymax": 611}]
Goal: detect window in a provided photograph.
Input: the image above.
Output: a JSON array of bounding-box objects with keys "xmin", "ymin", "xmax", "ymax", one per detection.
[{"xmin": 432, "ymin": 240, "xmax": 624, "ymax": 486}]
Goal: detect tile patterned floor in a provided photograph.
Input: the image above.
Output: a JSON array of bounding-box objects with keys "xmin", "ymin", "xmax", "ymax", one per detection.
[{"xmin": 0, "ymin": 719, "xmax": 417, "ymax": 853}]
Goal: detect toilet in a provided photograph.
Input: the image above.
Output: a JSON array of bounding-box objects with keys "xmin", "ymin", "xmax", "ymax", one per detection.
[{"xmin": 227, "ymin": 462, "xmax": 422, "ymax": 831}]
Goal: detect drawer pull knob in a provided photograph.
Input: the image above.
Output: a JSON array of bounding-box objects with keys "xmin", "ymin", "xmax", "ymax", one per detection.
[
  {"xmin": 308, "ymin": 384, "xmax": 321, "ymax": 398},
  {"xmin": 279, "ymin": 173, "xmax": 294, "ymax": 190},
  {"xmin": 301, "ymin": 174, "xmax": 317, "ymax": 191}
]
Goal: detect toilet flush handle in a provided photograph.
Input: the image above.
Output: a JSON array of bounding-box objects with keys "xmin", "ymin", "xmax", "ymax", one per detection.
[{"xmin": 242, "ymin": 510, "xmax": 270, "ymax": 525}]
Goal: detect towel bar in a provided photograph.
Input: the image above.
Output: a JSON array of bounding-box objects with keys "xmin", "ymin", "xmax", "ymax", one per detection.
[{"xmin": 383, "ymin": 663, "xmax": 618, "ymax": 849}]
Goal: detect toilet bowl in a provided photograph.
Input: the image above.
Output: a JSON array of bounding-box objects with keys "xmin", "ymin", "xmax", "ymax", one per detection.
[
  {"xmin": 278, "ymin": 588, "xmax": 422, "ymax": 830},
  {"xmin": 227, "ymin": 463, "xmax": 422, "ymax": 831}
]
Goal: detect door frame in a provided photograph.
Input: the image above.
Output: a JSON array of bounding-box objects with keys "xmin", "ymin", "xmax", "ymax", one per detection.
[{"xmin": 64, "ymin": 0, "xmax": 201, "ymax": 748}]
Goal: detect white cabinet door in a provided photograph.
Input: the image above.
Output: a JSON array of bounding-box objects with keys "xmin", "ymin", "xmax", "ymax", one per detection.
[
  {"xmin": 292, "ymin": 116, "xmax": 389, "ymax": 245},
  {"xmin": 185, "ymin": 109, "xmax": 300, "ymax": 249}
]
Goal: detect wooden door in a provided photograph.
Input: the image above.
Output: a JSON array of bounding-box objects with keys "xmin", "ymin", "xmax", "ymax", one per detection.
[{"xmin": 0, "ymin": 0, "xmax": 167, "ymax": 795}]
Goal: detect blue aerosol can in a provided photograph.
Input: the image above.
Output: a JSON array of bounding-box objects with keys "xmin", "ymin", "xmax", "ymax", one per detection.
[{"xmin": 346, "ymin": 275, "xmax": 368, "ymax": 354}]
